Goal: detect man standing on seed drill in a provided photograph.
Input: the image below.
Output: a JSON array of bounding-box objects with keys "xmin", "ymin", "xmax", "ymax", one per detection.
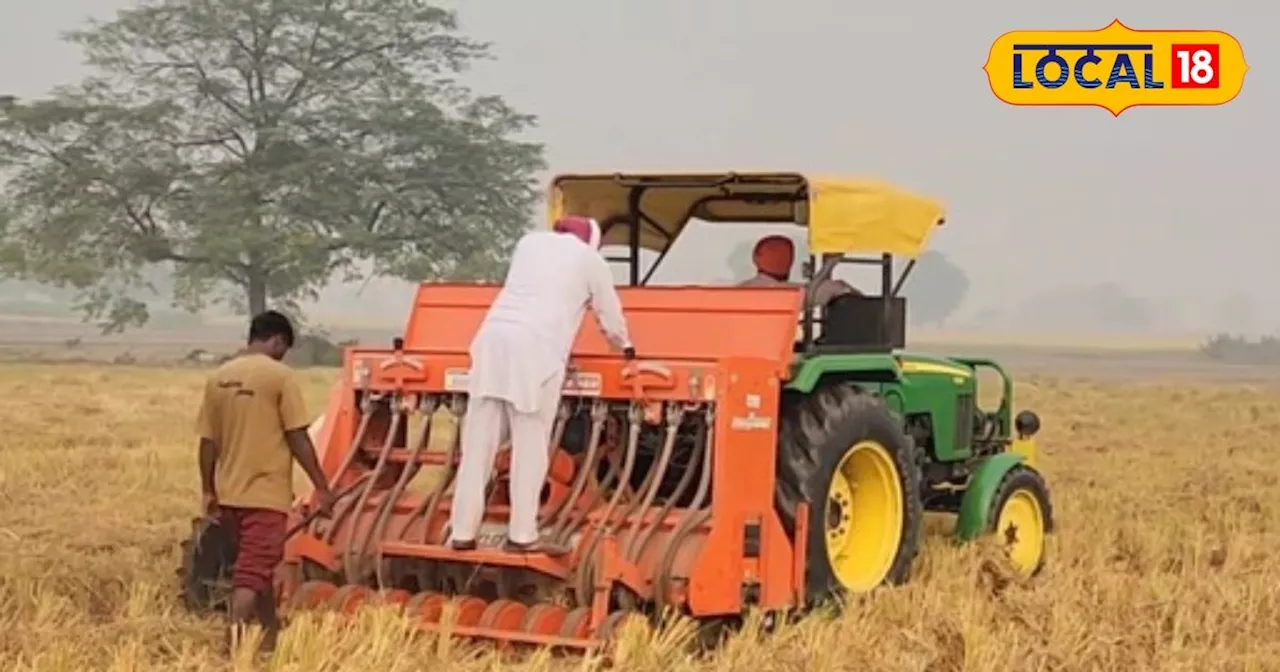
[
  {"xmin": 195, "ymin": 310, "xmax": 336, "ymax": 653},
  {"xmin": 448, "ymin": 215, "xmax": 634, "ymax": 556}
]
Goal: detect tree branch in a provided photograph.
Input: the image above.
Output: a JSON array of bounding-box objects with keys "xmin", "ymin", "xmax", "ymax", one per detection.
[
  {"xmin": 324, "ymin": 43, "xmax": 396, "ymax": 74},
  {"xmin": 170, "ymin": 134, "xmax": 238, "ymax": 149},
  {"xmin": 366, "ymin": 201, "xmax": 386, "ymax": 232},
  {"xmin": 150, "ymin": 58, "xmax": 252, "ymax": 123},
  {"xmin": 246, "ymin": 14, "xmax": 271, "ymax": 119},
  {"xmin": 281, "ymin": 0, "xmax": 335, "ymax": 106}
]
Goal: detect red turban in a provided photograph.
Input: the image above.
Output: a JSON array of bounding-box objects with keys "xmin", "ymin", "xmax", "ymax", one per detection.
[{"xmin": 752, "ymin": 236, "xmax": 795, "ymax": 279}]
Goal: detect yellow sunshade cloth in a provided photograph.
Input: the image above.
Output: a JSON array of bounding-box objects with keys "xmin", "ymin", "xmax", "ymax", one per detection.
[
  {"xmin": 546, "ymin": 173, "xmax": 945, "ymax": 258},
  {"xmin": 807, "ymin": 178, "xmax": 946, "ymax": 258}
]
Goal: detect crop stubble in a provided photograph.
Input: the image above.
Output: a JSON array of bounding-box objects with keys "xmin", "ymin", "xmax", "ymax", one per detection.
[{"xmin": 1, "ymin": 364, "xmax": 1278, "ymax": 671}]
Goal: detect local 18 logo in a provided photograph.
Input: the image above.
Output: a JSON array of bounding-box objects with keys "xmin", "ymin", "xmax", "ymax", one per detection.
[{"xmin": 984, "ymin": 19, "xmax": 1248, "ymax": 115}]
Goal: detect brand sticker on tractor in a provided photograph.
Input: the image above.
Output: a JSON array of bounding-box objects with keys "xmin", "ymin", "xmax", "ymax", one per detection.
[{"xmin": 730, "ymin": 415, "xmax": 772, "ymax": 431}]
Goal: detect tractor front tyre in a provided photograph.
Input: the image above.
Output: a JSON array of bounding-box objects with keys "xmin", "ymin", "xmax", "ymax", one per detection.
[
  {"xmin": 776, "ymin": 384, "xmax": 924, "ymax": 604},
  {"xmin": 988, "ymin": 466, "xmax": 1053, "ymax": 578}
]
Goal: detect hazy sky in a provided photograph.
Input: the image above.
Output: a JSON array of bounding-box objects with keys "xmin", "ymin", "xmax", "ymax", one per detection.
[{"xmin": 2, "ymin": 1, "xmax": 1275, "ymax": 331}]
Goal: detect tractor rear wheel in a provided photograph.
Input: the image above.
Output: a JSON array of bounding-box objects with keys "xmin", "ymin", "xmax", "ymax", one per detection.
[
  {"xmin": 776, "ymin": 384, "xmax": 923, "ymax": 603},
  {"xmin": 988, "ymin": 466, "xmax": 1053, "ymax": 578}
]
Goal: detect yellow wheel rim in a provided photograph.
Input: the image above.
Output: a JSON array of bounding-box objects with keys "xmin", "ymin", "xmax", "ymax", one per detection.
[
  {"xmin": 824, "ymin": 440, "xmax": 904, "ymax": 591},
  {"xmin": 995, "ymin": 489, "xmax": 1046, "ymax": 578}
]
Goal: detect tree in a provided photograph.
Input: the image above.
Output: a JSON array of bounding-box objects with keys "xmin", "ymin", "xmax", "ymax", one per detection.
[
  {"xmin": 898, "ymin": 250, "xmax": 969, "ymax": 326},
  {"xmin": 0, "ymin": 0, "xmax": 543, "ymax": 332}
]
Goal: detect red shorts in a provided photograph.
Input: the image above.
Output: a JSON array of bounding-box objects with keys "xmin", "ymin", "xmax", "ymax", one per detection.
[{"xmin": 220, "ymin": 506, "xmax": 287, "ymax": 593}]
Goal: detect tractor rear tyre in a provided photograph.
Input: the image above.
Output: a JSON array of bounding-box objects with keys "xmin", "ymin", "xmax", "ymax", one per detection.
[
  {"xmin": 988, "ymin": 466, "xmax": 1053, "ymax": 578},
  {"xmin": 776, "ymin": 384, "xmax": 923, "ymax": 603}
]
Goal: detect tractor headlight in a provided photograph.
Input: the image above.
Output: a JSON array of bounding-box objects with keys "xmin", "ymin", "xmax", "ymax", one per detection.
[{"xmin": 1014, "ymin": 410, "xmax": 1041, "ymax": 438}]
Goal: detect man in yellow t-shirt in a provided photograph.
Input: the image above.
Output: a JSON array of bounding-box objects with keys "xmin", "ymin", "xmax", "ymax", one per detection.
[{"xmin": 195, "ymin": 310, "xmax": 335, "ymax": 652}]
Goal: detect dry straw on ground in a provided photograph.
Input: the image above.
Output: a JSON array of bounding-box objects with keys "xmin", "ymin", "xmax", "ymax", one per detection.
[{"xmin": 2, "ymin": 364, "xmax": 1279, "ymax": 671}]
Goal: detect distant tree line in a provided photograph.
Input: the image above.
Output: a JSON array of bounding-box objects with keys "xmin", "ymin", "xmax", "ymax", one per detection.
[{"xmin": 1200, "ymin": 334, "xmax": 1280, "ymax": 365}]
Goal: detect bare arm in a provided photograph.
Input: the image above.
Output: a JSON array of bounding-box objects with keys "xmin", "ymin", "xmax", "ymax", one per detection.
[
  {"xmin": 198, "ymin": 438, "xmax": 219, "ymax": 496},
  {"xmin": 585, "ymin": 254, "xmax": 633, "ymax": 351},
  {"xmin": 280, "ymin": 375, "xmax": 333, "ymax": 496},
  {"xmin": 194, "ymin": 379, "xmax": 219, "ymax": 498},
  {"xmin": 811, "ymin": 278, "xmax": 857, "ymax": 306},
  {"xmin": 285, "ymin": 429, "xmax": 332, "ymax": 496},
  {"xmin": 279, "ymin": 374, "xmax": 334, "ymax": 497}
]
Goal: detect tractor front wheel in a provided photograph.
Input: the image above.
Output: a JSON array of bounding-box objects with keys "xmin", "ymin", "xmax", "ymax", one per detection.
[
  {"xmin": 988, "ymin": 466, "xmax": 1053, "ymax": 578},
  {"xmin": 776, "ymin": 384, "xmax": 924, "ymax": 604}
]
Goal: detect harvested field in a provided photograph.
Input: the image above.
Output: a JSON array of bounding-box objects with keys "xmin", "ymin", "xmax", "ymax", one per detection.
[{"xmin": 2, "ymin": 363, "xmax": 1280, "ymax": 671}]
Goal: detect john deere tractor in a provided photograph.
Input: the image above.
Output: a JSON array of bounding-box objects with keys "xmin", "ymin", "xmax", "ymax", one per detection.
[{"xmin": 550, "ymin": 171, "xmax": 1054, "ymax": 599}]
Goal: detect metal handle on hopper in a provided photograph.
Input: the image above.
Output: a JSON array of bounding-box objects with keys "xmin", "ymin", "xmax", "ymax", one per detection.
[{"xmin": 621, "ymin": 361, "xmax": 675, "ymax": 399}]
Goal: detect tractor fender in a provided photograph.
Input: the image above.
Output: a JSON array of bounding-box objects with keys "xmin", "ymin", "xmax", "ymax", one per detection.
[
  {"xmin": 954, "ymin": 452, "xmax": 1028, "ymax": 542},
  {"xmin": 785, "ymin": 353, "xmax": 901, "ymax": 393}
]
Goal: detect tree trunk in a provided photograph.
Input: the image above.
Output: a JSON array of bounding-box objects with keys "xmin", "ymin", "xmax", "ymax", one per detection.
[{"xmin": 246, "ymin": 270, "xmax": 267, "ymax": 316}]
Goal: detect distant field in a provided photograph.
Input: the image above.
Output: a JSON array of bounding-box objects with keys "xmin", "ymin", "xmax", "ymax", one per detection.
[
  {"xmin": 909, "ymin": 329, "xmax": 1201, "ymax": 353},
  {"xmin": 3, "ymin": 313, "xmax": 1275, "ymax": 384}
]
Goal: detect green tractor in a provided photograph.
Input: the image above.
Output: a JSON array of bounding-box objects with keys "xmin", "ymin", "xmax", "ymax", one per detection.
[{"xmin": 552, "ymin": 171, "xmax": 1054, "ymax": 597}]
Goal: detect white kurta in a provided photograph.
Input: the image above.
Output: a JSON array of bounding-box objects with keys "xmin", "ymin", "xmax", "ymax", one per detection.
[{"xmin": 449, "ymin": 230, "xmax": 632, "ymax": 546}]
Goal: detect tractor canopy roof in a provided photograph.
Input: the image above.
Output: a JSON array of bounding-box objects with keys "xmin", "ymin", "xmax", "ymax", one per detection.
[{"xmin": 547, "ymin": 172, "xmax": 947, "ymax": 258}]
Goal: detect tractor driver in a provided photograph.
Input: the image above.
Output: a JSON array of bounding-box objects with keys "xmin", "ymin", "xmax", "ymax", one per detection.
[{"xmin": 737, "ymin": 235, "xmax": 859, "ymax": 305}]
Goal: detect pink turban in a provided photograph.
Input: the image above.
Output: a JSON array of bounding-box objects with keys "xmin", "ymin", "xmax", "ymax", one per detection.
[{"xmin": 553, "ymin": 215, "xmax": 602, "ymax": 248}]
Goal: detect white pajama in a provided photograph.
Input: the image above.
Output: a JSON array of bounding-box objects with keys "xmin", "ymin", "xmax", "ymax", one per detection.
[
  {"xmin": 446, "ymin": 227, "xmax": 632, "ymax": 548},
  {"xmin": 449, "ymin": 371, "xmax": 563, "ymax": 545}
]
